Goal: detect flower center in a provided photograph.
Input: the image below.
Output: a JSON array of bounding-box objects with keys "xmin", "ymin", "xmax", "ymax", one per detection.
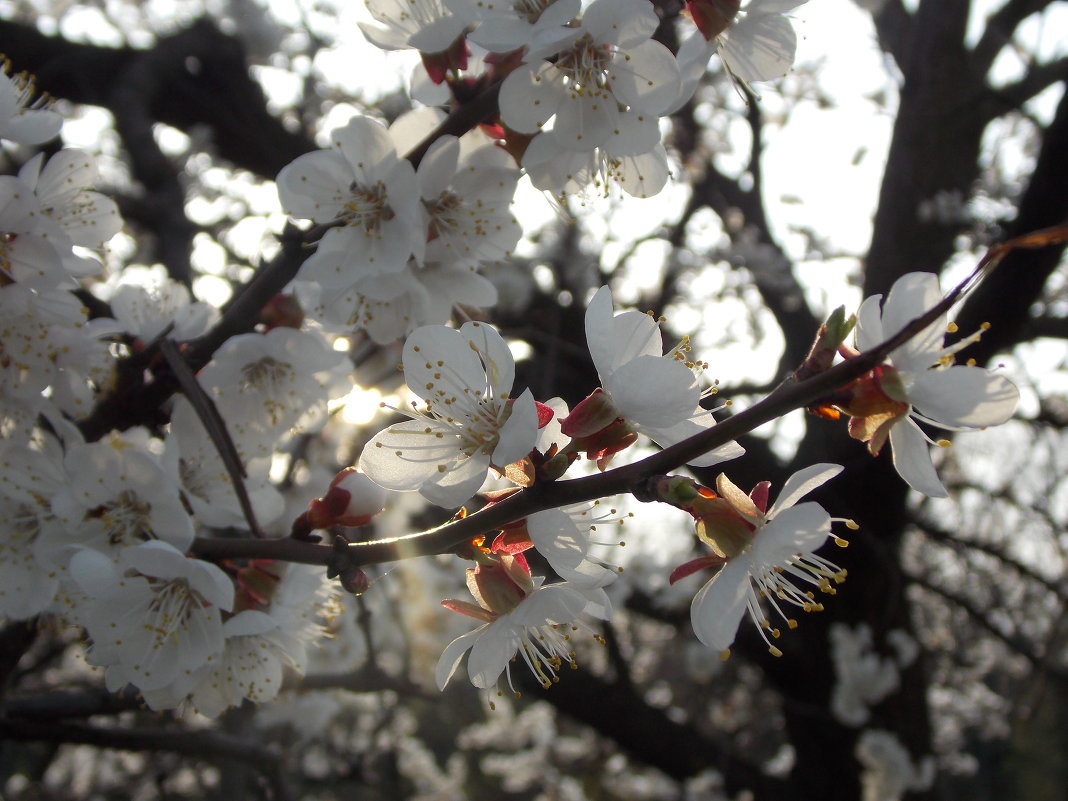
[
  {"xmin": 342, "ymin": 181, "xmax": 395, "ymax": 234},
  {"xmin": 94, "ymin": 490, "xmax": 153, "ymax": 545},
  {"xmin": 555, "ymin": 34, "xmax": 612, "ymax": 99}
]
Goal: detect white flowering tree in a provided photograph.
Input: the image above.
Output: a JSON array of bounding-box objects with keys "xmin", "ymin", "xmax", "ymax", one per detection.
[{"xmin": 0, "ymin": 1, "xmax": 1067, "ymax": 800}]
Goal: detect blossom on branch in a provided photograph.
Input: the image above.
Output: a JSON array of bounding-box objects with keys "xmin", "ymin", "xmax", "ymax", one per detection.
[
  {"xmin": 673, "ymin": 0, "xmax": 807, "ymax": 110},
  {"xmin": 359, "ymin": 321, "xmax": 539, "ymax": 508},
  {"xmin": 498, "ymin": 0, "xmax": 680, "ymax": 152},
  {"xmin": 276, "ymin": 115, "xmax": 424, "ymax": 287},
  {"xmin": 669, "ymin": 464, "xmax": 848, "ymax": 656},
  {"xmin": 843, "ymin": 272, "xmax": 1020, "ymax": 497},
  {"xmin": 436, "ymin": 551, "xmax": 605, "ymax": 694},
  {"xmin": 561, "ymin": 286, "xmax": 743, "ymax": 468}
]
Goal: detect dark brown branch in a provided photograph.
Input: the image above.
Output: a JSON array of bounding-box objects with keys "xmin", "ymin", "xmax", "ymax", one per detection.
[
  {"xmin": 194, "ymin": 252, "xmax": 1003, "ymax": 568},
  {"xmin": 0, "ymin": 18, "xmax": 314, "ymax": 181}
]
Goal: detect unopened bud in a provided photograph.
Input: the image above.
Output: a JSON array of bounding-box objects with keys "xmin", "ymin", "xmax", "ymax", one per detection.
[
  {"xmin": 326, "ymin": 467, "xmax": 387, "ymax": 526},
  {"xmin": 338, "ymin": 565, "xmax": 369, "ymax": 596}
]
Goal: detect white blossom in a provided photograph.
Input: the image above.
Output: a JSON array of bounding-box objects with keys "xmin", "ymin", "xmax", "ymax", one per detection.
[
  {"xmin": 852, "ymin": 271, "xmax": 1020, "ymax": 497},
  {"xmin": 498, "ymin": 0, "xmax": 680, "ymax": 152},
  {"xmin": 48, "ymin": 429, "xmax": 195, "ymax": 559},
  {"xmin": 0, "ymin": 63, "xmax": 62, "ymax": 146},
  {"xmin": 360, "ymin": 321, "xmax": 539, "ymax": 507},
  {"xmin": 277, "ymin": 115, "xmax": 425, "ymax": 287},
  {"xmin": 71, "ymin": 541, "xmax": 233, "ymax": 693},
  {"xmin": 567, "ymin": 285, "xmax": 743, "ymax": 467},
  {"xmin": 687, "ymin": 464, "xmax": 846, "ymax": 654}
]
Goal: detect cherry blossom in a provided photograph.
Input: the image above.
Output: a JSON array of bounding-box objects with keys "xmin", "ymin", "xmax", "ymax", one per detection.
[
  {"xmin": 522, "ymin": 110, "xmax": 670, "ymax": 198},
  {"xmin": 0, "ymin": 175, "xmax": 70, "ymax": 289},
  {"xmin": 0, "ymin": 438, "xmax": 67, "ymax": 620},
  {"xmin": 562, "ymin": 286, "xmax": 743, "ymax": 467},
  {"xmin": 678, "ymin": 464, "xmax": 847, "ymax": 656},
  {"xmin": 498, "ymin": 0, "xmax": 681, "ymax": 152},
  {"xmin": 493, "ymin": 504, "xmax": 624, "ymax": 589},
  {"xmin": 418, "ymin": 136, "xmax": 522, "ymax": 267},
  {"xmin": 359, "ymin": 321, "xmax": 539, "ymax": 508},
  {"xmin": 48, "ymin": 429, "xmax": 195, "ymax": 558},
  {"xmin": 110, "ymin": 269, "xmax": 218, "ymax": 342},
  {"xmin": 297, "ymin": 259, "xmax": 499, "ymax": 344},
  {"xmin": 197, "ymin": 326, "xmax": 347, "ymax": 444},
  {"xmin": 185, "ymin": 563, "xmax": 339, "ymax": 716},
  {"xmin": 846, "ymin": 272, "xmax": 1021, "ymax": 497},
  {"xmin": 162, "ymin": 397, "xmax": 284, "ymax": 530},
  {"xmin": 359, "ymin": 0, "xmax": 472, "ymax": 58},
  {"xmin": 276, "ymin": 115, "xmax": 424, "ymax": 287},
  {"xmin": 436, "ymin": 553, "xmax": 596, "ymax": 692},
  {"xmin": 71, "ymin": 541, "xmax": 233, "ymax": 693},
  {"xmin": 0, "ymin": 62, "xmax": 62, "ymax": 146},
  {"xmin": 672, "ymin": 0, "xmax": 807, "ymax": 111},
  {"xmin": 18, "ymin": 149, "xmax": 123, "ymax": 278}
]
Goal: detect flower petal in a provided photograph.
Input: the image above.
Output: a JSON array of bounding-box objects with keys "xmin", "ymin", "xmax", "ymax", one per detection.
[
  {"xmin": 493, "ymin": 389, "xmax": 539, "ymax": 467},
  {"xmin": 909, "ymin": 366, "xmax": 1019, "ymax": 428},
  {"xmin": 690, "ymin": 559, "xmax": 751, "ymax": 651},
  {"xmin": 436, "ymin": 628, "xmax": 482, "ymax": 690},
  {"xmin": 605, "ymin": 356, "xmax": 699, "ymax": 428},
  {"xmin": 889, "ymin": 418, "xmax": 947, "ymax": 498},
  {"xmin": 720, "ymin": 9, "xmax": 797, "ymax": 82},
  {"xmin": 749, "ymin": 502, "xmax": 831, "ymax": 567},
  {"xmin": 421, "ymin": 450, "xmax": 492, "ymax": 508},
  {"xmin": 359, "ymin": 420, "xmax": 465, "ymax": 491},
  {"xmin": 768, "ymin": 463, "xmax": 843, "ymax": 517},
  {"xmin": 467, "ymin": 623, "xmax": 521, "ymax": 688}
]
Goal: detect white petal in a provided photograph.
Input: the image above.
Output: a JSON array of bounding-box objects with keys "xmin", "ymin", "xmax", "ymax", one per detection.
[
  {"xmin": 690, "ymin": 559, "xmax": 751, "ymax": 651},
  {"xmin": 750, "ymin": 502, "xmax": 832, "ymax": 567},
  {"xmin": 417, "ymin": 135, "xmax": 460, "ymax": 199},
  {"xmin": 467, "ymin": 623, "xmax": 521, "ymax": 688},
  {"xmin": 881, "ymin": 272, "xmax": 946, "ymax": 368},
  {"xmin": 909, "ymin": 367, "xmax": 1019, "ymax": 428},
  {"xmin": 582, "ymin": 0, "xmax": 658, "ymax": 47},
  {"xmin": 606, "ymin": 356, "xmax": 700, "ymax": 428},
  {"xmin": 276, "ymin": 150, "xmax": 351, "ymax": 221},
  {"xmin": 608, "ymin": 40, "xmax": 681, "ymax": 116},
  {"xmin": 551, "ymin": 93, "xmax": 619, "ymax": 151},
  {"xmin": 389, "ymin": 106, "xmax": 447, "ymax": 156},
  {"xmin": 527, "ymin": 509, "xmax": 586, "ymax": 571},
  {"xmin": 639, "ymin": 416, "xmax": 745, "ymax": 467},
  {"xmin": 611, "ymin": 145, "xmax": 670, "ymax": 198},
  {"xmin": 889, "ymin": 418, "xmax": 947, "ymax": 498},
  {"xmin": 508, "ymin": 584, "xmax": 587, "ymax": 625},
  {"xmin": 334, "ymin": 116, "xmax": 400, "ymax": 181},
  {"xmin": 854, "ymin": 293, "xmax": 885, "ymax": 351},
  {"xmin": 492, "ymin": 389, "xmax": 539, "ymax": 467},
  {"xmin": 499, "ymin": 62, "xmax": 562, "ymax": 134},
  {"xmin": 436, "ymin": 628, "xmax": 482, "ymax": 689},
  {"xmin": 768, "ymin": 463, "xmax": 843, "ymax": 517},
  {"xmin": 421, "ymin": 450, "xmax": 492, "ymax": 508},
  {"xmin": 460, "ymin": 321, "xmax": 515, "ymax": 393},
  {"xmin": 403, "ymin": 326, "xmax": 486, "ymax": 402},
  {"xmin": 69, "ymin": 547, "xmax": 121, "ymax": 597},
  {"xmin": 360, "ymin": 420, "xmax": 465, "ymax": 491},
  {"xmin": 720, "ymin": 11, "xmax": 797, "ymax": 82}
]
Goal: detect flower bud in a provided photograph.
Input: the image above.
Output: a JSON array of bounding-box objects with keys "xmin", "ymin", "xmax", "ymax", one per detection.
[{"xmin": 302, "ymin": 468, "xmax": 387, "ymax": 533}]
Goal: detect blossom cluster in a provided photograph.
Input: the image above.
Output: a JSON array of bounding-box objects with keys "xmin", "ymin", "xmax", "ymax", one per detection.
[
  {"xmin": 0, "ymin": 64, "xmax": 352, "ymax": 716},
  {"xmin": 0, "ymin": 5, "xmax": 1026, "ymax": 718},
  {"xmin": 355, "ymin": 0, "xmax": 807, "ymax": 201}
]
